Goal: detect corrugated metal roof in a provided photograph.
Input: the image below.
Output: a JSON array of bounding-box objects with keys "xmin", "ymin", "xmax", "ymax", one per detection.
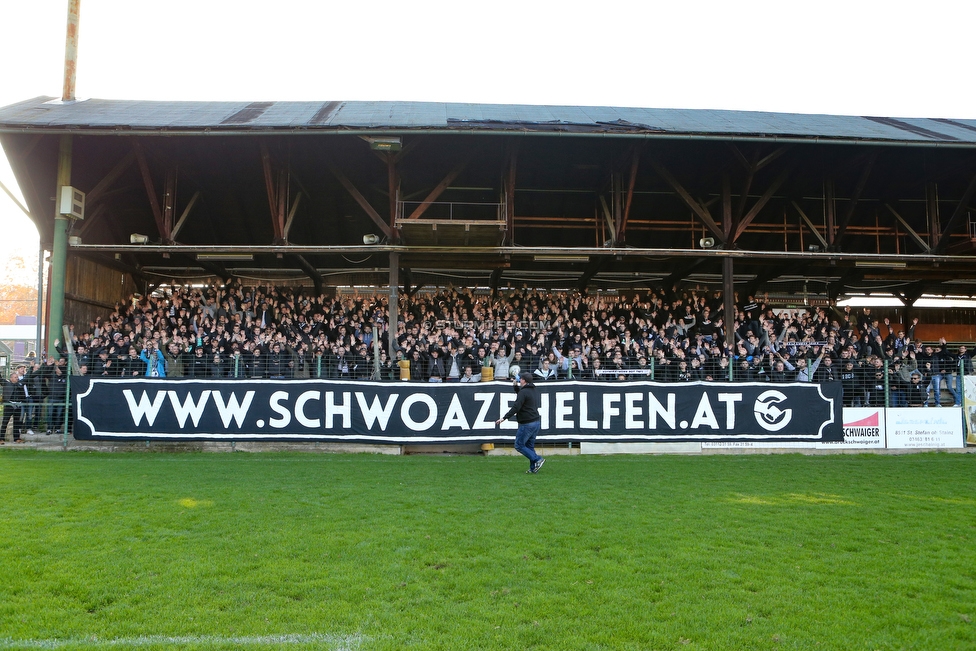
[{"xmin": 1, "ymin": 96, "xmax": 975, "ymax": 144}]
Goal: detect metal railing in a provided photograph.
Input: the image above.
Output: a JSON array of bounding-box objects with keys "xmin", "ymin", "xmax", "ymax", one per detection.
[
  {"xmin": 396, "ymin": 200, "xmax": 504, "ymax": 222},
  {"xmin": 2, "ymin": 357, "xmax": 967, "ymax": 443}
]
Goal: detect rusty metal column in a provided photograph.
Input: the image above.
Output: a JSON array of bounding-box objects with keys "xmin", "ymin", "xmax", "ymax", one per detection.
[
  {"xmin": 63, "ymin": 0, "xmax": 80, "ymax": 101},
  {"xmin": 723, "ymin": 256, "xmax": 735, "ymax": 351},
  {"xmin": 49, "ymin": 0, "xmax": 80, "ymax": 357},
  {"xmin": 388, "ymin": 252, "xmax": 399, "ymax": 358},
  {"xmin": 49, "ymin": 136, "xmax": 72, "ymax": 358}
]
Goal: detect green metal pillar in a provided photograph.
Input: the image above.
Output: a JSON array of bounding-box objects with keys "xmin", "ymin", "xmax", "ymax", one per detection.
[{"xmin": 48, "ymin": 134, "xmax": 72, "ymax": 358}]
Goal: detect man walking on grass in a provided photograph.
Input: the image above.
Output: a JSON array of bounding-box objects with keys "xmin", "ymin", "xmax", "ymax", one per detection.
[{"xmin": 495, "ymin": 371, "xmax": 545, "ymax": 473}]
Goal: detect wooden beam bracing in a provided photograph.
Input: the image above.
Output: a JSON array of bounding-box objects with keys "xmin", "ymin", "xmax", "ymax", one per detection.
[
  {"xmin": 405, "ymin": 154, "xmax": 473, "ymax": 221},
  {"xmin": 933, "ymin": 169, "xmax": 976, "ymax": 254},
  {"xmin": 162, "ymin": 169, "xmax": 176, "ymax": 243},
  {"xmin": 327, "ymin": 163, "xmax": 393, "ymax": 239},
  {"xmin": 883, "ymin": 202, "xmax": 930, "ymax": 253},
  {"xmin": 504, "ymin": 141, "xmax": 519, "ymax": 245},
  {"xmin": 86, "ymin": 151, "xmax": 135, "ymax": 205},
  {"xmin": 282, "ymin": 191, "xmax": 302, "ymax": 242},
  {"xmin": 131, "ymin": 139, "xmax": 167, "ymax": 241},
  {"xmin": 832, "ymin": 152, "xmax": 877, "ymax": 246},
  {"xmin": 648, "ymin": 158, "xmax": 726, "ymax": 243},
  {"xmin": 293, "ymin": 253, "xmax": 322, "ymax": 295},
  {"xmin": 619, "ymin": 146, "xmax": 641, "ymax": 243},
  {"xmin": 733, "ymin": 162, "xmax": 795, "ymax": 242},
  {"xmin": 791, "ymin": 201, "xmax": 829, "ymax": 249},
  {"xmin": 599, "ymin": 195, "xmax": 615, "ymax": 243}
]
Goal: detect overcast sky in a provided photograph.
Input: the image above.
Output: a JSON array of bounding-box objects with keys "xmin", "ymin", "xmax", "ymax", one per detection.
[{"xmin": 2, "ymin": 0, "xmax": 975, "ymax": 276}]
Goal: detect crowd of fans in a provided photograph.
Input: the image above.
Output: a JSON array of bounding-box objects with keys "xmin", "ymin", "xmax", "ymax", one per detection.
[{"xmin": 2, "ymin": 280, "xmax": 973, "ymax": 439}]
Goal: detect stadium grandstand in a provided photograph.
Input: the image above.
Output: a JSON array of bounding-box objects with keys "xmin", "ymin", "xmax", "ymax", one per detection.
[{"xmin": 1, "ymin": 96, "xmax": 976, "ymax": 446}]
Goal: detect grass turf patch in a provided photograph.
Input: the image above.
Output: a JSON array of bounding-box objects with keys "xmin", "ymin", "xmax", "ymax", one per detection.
[{"xmin": 0, "ymin": 451, "xmax": 974, "ymax": 650}]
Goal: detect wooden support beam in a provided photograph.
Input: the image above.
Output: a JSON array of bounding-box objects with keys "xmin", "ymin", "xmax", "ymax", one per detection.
[
  {"xmin": 131, "ymin": 139, "xmax": 167, "ymax": 241},
  {"xmin": 727, "ymin": 144, "xmax": 752, "ymax": 172},
  {"xmin": 275, "ymin": 169, "xmax": 288, "ymax": 243},
  {"xmin": 282, "ymin": 192, "xmax": 302, "ymax": 242},
  {"xmin": 754, "ymin": 146, "xmax": 791, "ymax": 173},
  {"xmin": 899, "ymin": 283, "xmax": 926, "ymax": 305},
  {"xmin": 648, "ymin": 158, "xmax": 726, "ymax": 244},
  {"xmin": 612, "ymin": 173, "xmax": 623, "ymax": 245},
  {"xmin": 933, "ymin": 170, "xmax": 976, "ymax": 254},
  {"xmin": 925, "ymin": 182, "xmax": 940, "ymax": 249},
  {"xmin": 402, "ymin": 266, "xmax": 414, "ymax": 297},
  {"xmin": 722, "ymin": 173, "xmax": 733, "ymax": 241},
  {"xmin": 162, "ymin": 169, "xmax": 176, "ymax": 243},
  {"xmin": 489, "ymin": 268, "xmax": 504, "ymax": 297},
  {"xmin": 260, "ymin": 143, "xmax": 289, "ymax": 243},
  {"xmin": 827, "ymin": 269, "xmax": 863, "ymax": 302},
  {"xmin": 293, "ymin": 254, "xmax": 322, "ymax": 295},
  {"xmin": 733, "ymin": 162, "xmax": 795, "ymax": 242},
  {"xmin": 86, "ymin": 151, "xmax": 135, "ymax": 205},
  {"xmin": 619, "ymin": 147, "xmax": 641, "ymax": 243},
  {"xmin": 386, "ymin": 153, "xmax": 398, "ymax": 241},
  {"xmin": 188, "ymin": 255, "xmax": 230, "ymax": 282},
  {"xmin": 825, "ymin": 179, "xmax": 836, "ymax": 246},
  {"xmin": 599, "ymin": 195, "xmax": 615, "ymax": 244},
  {"xmin": 171, "ymin": 190, "xmax": 201, "ymax": 241},
  {"xmin": 883, "ymin": 203, "xmax": 930, "ymax": 253},
  {"xmin": 735, "ymin": 166, "xmax": 755, "ymax": 224},
  {"xmin": 504, "ymin": 141, "xmax": 519, "ymax": 245},
  {"xmin": 405, "ymin": 154, "xmax": 473, "ymax": 220},
  {"xmin": 260, "ymin": 142, "xmax": 278, "ymax": 234},
  {"xmin": 76, "ymin": 203, "xmax": 106, "ymax": 238},
  {"xmin": 665, "ymin": 258, "xmax": 706, "ymax": 288},
  {"xmin": 745, "ymin": 266, "xmax": 782, "ymax": 298},
  {"xmin": 576, "ymin": 256, "xmax": 606, "ymax": 291},
  {"xmin": 791, "ymin": 201, "xmax": 829, "ymax": 249},
  {"xmin": 833, "ymin": 152, "xmax": 877, "ymax": 246},
  {"xmin": 327, "ymin": 163, "xmax": 392, "ymax": 239}
]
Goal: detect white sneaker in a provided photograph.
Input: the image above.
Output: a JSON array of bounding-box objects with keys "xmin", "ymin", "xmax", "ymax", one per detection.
[{"xmin": 26, "ymin": 429, "xmax": 34, "ymax": 436}]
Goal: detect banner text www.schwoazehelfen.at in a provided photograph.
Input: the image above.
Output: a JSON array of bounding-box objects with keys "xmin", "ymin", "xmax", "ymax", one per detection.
[{"xmin": 72, "ymin": 377, "xmax": 843, "ymax": 444}]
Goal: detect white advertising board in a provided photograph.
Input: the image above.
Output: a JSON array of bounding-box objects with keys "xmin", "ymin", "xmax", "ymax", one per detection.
[
  {"xmin": 964, "ymin": 376, "xmax": 976, "ymax": 446},
  {"xmin": 885, "ymin": 408, "xmax": 964, "ymax": 449},
  {"xmin": 701, "ymin": 441, "xmax": 816, "ymax": 449},
  {"xmin": 817, "ymin": 408, "xmax": 885, "ymax": 449}
]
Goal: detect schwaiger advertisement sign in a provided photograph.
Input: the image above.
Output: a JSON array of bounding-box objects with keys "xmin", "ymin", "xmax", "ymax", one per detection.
[{"xmin": 72, "ymin": 378, "xmax": 843, "ymax": 444}]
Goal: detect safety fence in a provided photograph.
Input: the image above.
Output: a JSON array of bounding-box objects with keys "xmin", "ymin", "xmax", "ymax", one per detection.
[{"xmin": 2, "ymin": 362, "xmax": 973, "ymax": 446}]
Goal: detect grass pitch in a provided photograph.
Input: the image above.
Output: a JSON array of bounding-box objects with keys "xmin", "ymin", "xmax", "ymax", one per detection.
[{"xmin": 0, "ymin": 450, "xmax": 974, "ymax": 650}]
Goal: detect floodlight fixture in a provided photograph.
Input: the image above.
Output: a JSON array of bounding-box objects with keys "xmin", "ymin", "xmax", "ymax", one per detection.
[
  {"xmin": 196, "ymin": 253, "xmax": 254, "ymax": 261},
  {"xmin": 533, "ymin": 255, "xmax": 590, "ymax": 263},
  {"xmin": 362, "ymin": 136, "xmax": 402, "ymax": 152}
]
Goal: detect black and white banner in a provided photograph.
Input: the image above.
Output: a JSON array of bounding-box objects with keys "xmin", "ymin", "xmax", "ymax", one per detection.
[{"xmin": 72, "ymin": 378, "xmax": 843, "ymax": 443}]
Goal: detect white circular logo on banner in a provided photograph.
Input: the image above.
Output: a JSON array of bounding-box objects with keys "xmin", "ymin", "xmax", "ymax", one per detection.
[{"xmin": 754, "ymin": 390, "xmax": 793, "ymax": 431}]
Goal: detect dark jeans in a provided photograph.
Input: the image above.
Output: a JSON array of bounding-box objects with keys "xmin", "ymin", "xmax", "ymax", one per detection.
[
  {"xmin": 22, "ymin": 398, "xmax": 39, "ymax": 430},
  {"xmin": 1, "ymin": 404, "xmax": 22, "ymax": 440},
  {"xmin": 46, "ymin": 398, "xmax": 66, "ymax": 432},
  {"xmin": 514, "ymin": 420, "xmax": 542, "ymax": 468}
]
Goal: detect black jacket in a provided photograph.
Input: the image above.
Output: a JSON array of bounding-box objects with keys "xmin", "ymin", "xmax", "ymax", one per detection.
[{"xmin": 502, "ymin": 382, "xmax": 541, "ymax": 424}]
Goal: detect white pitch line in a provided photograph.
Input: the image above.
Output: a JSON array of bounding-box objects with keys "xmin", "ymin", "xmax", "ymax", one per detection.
[{"xmin": 0, "ymin": 633, "xmax": 364, "ymax": 649}]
